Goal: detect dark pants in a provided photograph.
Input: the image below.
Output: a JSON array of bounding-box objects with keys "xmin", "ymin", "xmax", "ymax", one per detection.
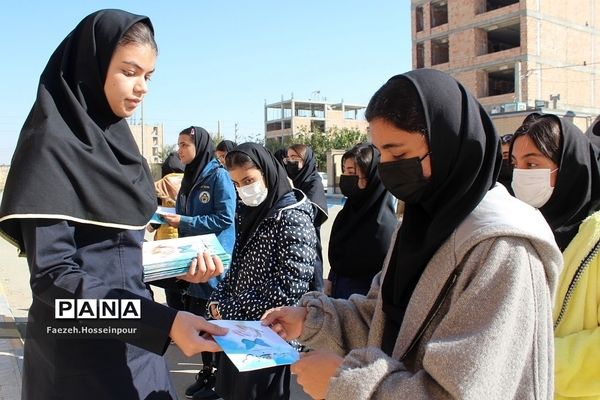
[
  {"xmin": 215, "ymin": 352, "xmax": 290, "ymax": 400},
  {"xmin": 165, "ymin": 287, "xmax": 185, "ymax": 310}
]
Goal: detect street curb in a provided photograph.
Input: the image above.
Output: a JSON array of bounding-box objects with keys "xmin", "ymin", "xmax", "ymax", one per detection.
[{"xmin": 0, "ymin": 280, "xmax": 22, "ymax": 400}]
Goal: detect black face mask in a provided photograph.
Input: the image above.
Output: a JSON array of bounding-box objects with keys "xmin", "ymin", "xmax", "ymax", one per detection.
[
  {"xmin": 498, "ymin": 159, "xmax": 513, "ymax": 187},
  {"xmin": 285, "ymin": 160, "xmax": 301, "ymax": 178},
  {"xmin": 378, "ymin": 153, "xmax": 430, "ymax": 204},
  {"xmin": 339, "ymin": 175, "xmax": 359, "ymax": 197}
]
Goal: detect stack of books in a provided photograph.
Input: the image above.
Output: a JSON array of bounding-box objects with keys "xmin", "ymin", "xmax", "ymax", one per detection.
[{"xmin": 142, "ymin": 234, "xmax": 231, "ymax": 282}]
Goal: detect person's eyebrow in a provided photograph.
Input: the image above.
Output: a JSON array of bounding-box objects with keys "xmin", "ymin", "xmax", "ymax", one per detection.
[
  {"xmin": 511, "ymin": 151, "xmax": 545, "ymax": 160},
  {"xmin": 122, "ymin": 60, "xmax": 155, "ymax": 74},
  {"xmin": 234, "ymin": 174, "xmax": 254, "ymax": 185},
  {"xmin": 380, "ymin": 143, "xmax": 405, "ymax": 150},
  {"xmin": 522, "ymin": 152, "xmax": 546, "ymax": 158}
]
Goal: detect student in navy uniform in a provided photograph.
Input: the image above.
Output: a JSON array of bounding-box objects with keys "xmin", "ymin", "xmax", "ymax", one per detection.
[
  {"xmin": 201, "ymin": 143, "xmax": 317, "ymax": 400},
  {"xmin": 162, "ymin": 126, "xmax": 236, "ymax": 398},
  {"xmin": 0, "ymin": 10, "xmax": 226, "ymax": 400}
]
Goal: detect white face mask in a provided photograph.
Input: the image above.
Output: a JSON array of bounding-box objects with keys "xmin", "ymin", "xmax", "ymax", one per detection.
[
  {"xmin": 512, "ymin": 168, "xmax": 557, "ymax": 208},
  {"xmin": 237, "ymin": 179, "xmax": 268, "ymax": 207}
]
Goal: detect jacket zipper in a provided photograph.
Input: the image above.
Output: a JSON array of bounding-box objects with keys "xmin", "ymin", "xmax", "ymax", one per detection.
[
  {"xmin": 400, "ymin": 270, "xmax": 459, "ymax": 361},
  {"xmin": 554, "ymin": 237, "xmax": 600, "ymax": 329}
]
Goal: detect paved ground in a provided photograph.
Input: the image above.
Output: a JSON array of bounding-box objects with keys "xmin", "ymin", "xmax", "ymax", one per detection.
[{"xmin": 0, "ymin": 201, "xmax": 342, "ymax": 399}]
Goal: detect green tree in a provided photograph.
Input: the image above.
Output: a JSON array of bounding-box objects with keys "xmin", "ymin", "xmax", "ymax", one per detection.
[
  {"xmin": 158, "ymin": 144, "xmax": 177, "ymax": 163},
  {"xmin": 291, "ymin": 126, "xmax": 367, "ymax": 171}
]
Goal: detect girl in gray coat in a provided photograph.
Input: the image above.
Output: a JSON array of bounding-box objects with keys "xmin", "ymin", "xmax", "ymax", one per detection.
[{"xmin": 263, "ymin": 69, "xmax": 562, "ymax": 400}]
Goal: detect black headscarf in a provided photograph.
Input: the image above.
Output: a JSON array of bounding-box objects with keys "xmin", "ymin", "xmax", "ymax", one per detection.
[
  {"xmin": 586, "ymin": 115, "xmax": 600, "ymax": 149},
  {"xmin": 289, "ymin": 147, "xmax": 328, "ymax": 226},
  {"xmin": 537, "ymin": 115, "xmax": 600, "ymax": 250},
  {"xmin": 229, "ymin": 143, "xmax": 292, "ymax": 249},
  {"xmin": 380, "ymin": 69, "xmax": 501, "ymax": 325},
  {"xmin": 0, "ymin": 9, "xmax": 157, "ymax": 253},
  {"xmin": 161, "ymin": 151, "xmax": 184, "ymax": 177},
  {"xmin": 178, "ymin": 126, "xmax": 215, "ymax": 199},
  {"xmin": 273, "ymin": 148, "xmax": 287, "ymax": 167},
  {"xmin": 329, "ymin": 144, "xmax": 396, "ymax": 278},
  {"xmin": 217, "ymin": 140, "xmax": 237, "ymax": 152}
]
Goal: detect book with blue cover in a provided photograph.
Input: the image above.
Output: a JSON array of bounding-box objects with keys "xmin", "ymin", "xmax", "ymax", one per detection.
[
  {"xmin": 142, "ymin": 234, "xmax": 231, "ymax": 282},
  {"xmin": 148, "ymin": 206, "xmax": 176, "ymax": 225},
  {"xmin": 210, "ymin": 320, "xmax": 299, "ymax": 371}
]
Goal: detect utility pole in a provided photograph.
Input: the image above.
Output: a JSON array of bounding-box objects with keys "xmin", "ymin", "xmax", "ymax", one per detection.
[{"xmin": 234, "ymin": 122, "xmax": 239, "ymax": 143}]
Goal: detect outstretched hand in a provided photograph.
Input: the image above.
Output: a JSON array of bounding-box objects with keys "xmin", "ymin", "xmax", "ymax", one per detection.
[
  {"xmin": 178, "ymin": 251, "xmax": 223, "ymax": 283},
  {"xmin": 170, "ymin": 311, "xmax": 228, "ymax": 356},
  {"xmin": 261, "ymin": 306, "xmax": 307, "ymax": 341}
]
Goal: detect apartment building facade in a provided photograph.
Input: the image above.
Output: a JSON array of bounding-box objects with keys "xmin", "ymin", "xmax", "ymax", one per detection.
[
  {"xmin": 412, "ymin": 0, "xmax": 600, "ymax": 134},
  {"xmin": 264, "ymin": 98, "xmax": 368, "ymax": 145},
  {"xmin": 129, "ymin": 123, "xmax": 164, "ymax": 164}
]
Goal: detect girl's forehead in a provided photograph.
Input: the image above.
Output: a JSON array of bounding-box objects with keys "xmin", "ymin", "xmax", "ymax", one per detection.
[{"xmin": 178, "ymin": 134, "xmax": 193, "ymax": 143}]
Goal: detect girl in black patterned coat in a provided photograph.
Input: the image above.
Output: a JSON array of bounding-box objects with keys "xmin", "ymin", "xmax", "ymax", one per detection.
[{"xmin": 205, "ymin": 143, "xmax": 317, "ymax": 400}]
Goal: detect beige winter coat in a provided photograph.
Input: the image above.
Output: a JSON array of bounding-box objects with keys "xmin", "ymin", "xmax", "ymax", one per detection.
[{"xmin": 299, "ymin": 185, "xmax": 562, "ymax": 399}]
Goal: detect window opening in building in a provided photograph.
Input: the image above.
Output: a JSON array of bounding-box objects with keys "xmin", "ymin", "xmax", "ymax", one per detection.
[
  {"xmin": 266, "ymin": 122, "xmax": 282, "ymax": 132},
  {"xmin": 487, "ymin": 68, "xmax": 515, "ymax": 96},
  {"xmin": 431, "ymin": 37, "xmax": 449, "ymax": 65},
  {"xmin": 487, "ymin": 22, "xmax": 520, "ymax": 53},
  {"xmin": 296, "ymin": 103, "xmax": 325, "ymax": 119},
  {"xmin": 482, "ymin": 0, "xmax": 519, "ymax": 13},
  {"xmin": 416, "ymin": 6, "xmax": 424, "ymax": 32},
  {"xmin": 416, "ymin": 42, "xmax": 425, "ymax": 68},
  {"xmin": 430, "ymin": 1, "xmax": 448, "ymax": 28},
  {"xmin": 310, "ymin": 120, "xmax": 325, "ymax": 133}
]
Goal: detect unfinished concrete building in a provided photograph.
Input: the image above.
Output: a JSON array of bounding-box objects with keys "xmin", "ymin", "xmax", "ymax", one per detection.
[
  {"xmin": 412, "ymin": 0, "xmax": 600, "ymax": 134},
  {"xmin": 264, "ymin": 97, "xmax": 368, "ymax": 146}
]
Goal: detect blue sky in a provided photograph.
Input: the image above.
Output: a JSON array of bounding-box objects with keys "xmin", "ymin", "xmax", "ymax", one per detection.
[{"xmin": 0, "ymin": 1, "xmax": 412, "ymax": 164}]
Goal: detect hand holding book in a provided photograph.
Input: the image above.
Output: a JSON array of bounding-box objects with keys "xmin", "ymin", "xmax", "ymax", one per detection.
[
  {"xmin": 169, "ymin": 311, "xmax": 228, "ymax": 356},
  {"xmin": 161, "ymin": 213, "xmax": 180, "ymax": 228},
  {"xmin": 209, "ymin": 320, "xmax": 300, "ymax": 372},
  {"xmin": 142, "ymin": 234, "xmax": 232, "ymax": 283},
  {"xmin": 148, "ymin": 206, "xmax": 176, "ymax": 225},
  {"xmin": 177, "ymin": 251, "xmax": 224, "ymax": 284}
]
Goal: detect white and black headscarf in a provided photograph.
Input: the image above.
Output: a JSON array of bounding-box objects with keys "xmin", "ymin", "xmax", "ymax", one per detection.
[{"xmin": 0, "ymin": 9, "xmax": 157, "ymax": 253}]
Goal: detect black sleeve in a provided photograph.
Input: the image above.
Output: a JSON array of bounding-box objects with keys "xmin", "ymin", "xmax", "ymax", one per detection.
[{"xmin": 21, "ymin": 219, "xmax": 177, "ymax": 355}]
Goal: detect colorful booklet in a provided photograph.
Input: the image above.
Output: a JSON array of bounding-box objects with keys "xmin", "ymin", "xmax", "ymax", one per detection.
[
  {"xmin": 142, "ymin": 234, "xmax": 231, "ymax": 282},
  {"xmin": 210, "ymin": 320, "xmax": 299, "ymax": 372},
  {"xmin": 148, "ymin": 206, "xmax": 176, "ymax": 225}
]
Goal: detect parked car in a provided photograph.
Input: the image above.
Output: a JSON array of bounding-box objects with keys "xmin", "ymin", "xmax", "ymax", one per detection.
[{"xmin": 318, "ymin": 172, "xmax": 328, "ymax": 192}]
